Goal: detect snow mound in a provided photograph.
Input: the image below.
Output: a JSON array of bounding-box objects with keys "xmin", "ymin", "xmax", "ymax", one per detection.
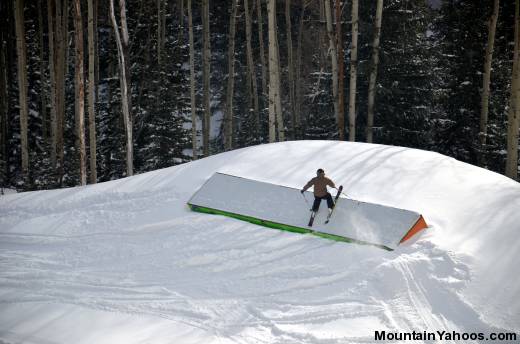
[{"xmin": 1, "ymin": 141, "xmax": 519, "ymax": 343}]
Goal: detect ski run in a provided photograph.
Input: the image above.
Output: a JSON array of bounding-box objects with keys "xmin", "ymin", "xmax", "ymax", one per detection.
[{"xmin": 1, "ymin": 140, "xmax": 519, "ymax": 343}]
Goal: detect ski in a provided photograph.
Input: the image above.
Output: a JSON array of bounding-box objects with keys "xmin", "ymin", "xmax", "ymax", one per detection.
[
  {"xmin": 308, "ymin": 211, "xmax": 316, "ymax": 227},
  {"xmin": 325, "ymin": 185, "xmax": 343, "ymax": 224}
]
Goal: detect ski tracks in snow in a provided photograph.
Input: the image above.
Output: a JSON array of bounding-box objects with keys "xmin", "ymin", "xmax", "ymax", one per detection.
[{"xmin": 0, "ymin": 185, "xmax": 509, "ymax": 343}]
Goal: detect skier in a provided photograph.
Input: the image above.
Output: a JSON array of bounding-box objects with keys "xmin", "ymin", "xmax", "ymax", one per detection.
[{"xmin": 301, "ymin": 168, "xmax": 337, "ymax": 216}]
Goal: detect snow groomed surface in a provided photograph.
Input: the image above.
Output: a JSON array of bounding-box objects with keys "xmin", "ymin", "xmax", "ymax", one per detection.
[{"xmin": 188, "ymin": 173, "xmax": 427, "ymax": 250}]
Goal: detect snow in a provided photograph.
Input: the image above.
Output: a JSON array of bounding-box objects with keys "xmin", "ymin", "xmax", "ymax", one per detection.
[{"xmin": 0, "ymin": 140, "xmax": 519, "ymax": 343}]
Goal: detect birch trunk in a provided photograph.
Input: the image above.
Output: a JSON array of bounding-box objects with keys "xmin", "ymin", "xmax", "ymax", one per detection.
[
  {"xmin": 88, "ymin": 0, "xmax": 97, "ymax": 183},
  {"xmin": 110, "ymin": 0, "xmax": 133, "ymax": 176},
  {"xmin": 349, "ymin": 0, "xmax": 359, "ymax": 141},
  {"xmin": 245, "ymin": 0, "xmax": 260, "ymax": 132},
  {"xmin": 366, "ymin": 0, "xmax": 383, "ymax": 144},
  {"xmin": 224, "ymin": 0, "xmax": 237, "ymax": 151},
  {"xmin": 506, "ymin": 0, "xmax": 520, "ymax": 180},
  {"xmin": 324, "ymin": 0, "xmax": 339, "ymax": 131},
  {"xmin": 158, "ymin": 0, "xmax": 162, "ymax": 65},
  {"xmin": 188, "ymin": 0, "xmax": 197, "ymax": 159},
  {"xmin": 47, "ymin": 0, "xmax": 57, "ymax": 168},
  {"xmin": 14, "ymin": 0, "xmax": 29, "ymax": 180},
  {"xmin": 285, "ymin": 0, "xmax": 296, "ymax": 138},
  {"xmin": 256, "ymin": 0, "xmax": 267, "ymax": 101},
  {"xmin": 177, "ymin": 0, "xmax": 184, "ymax": 47},
  {"xmin": 0, "ymin": 11, "xmax": 8, "ymax": 180},
  {"xmin": 38, "ymin": 0, "xmax": 48, "ymax": 142},
  {"xmin": 479, "ymin": 0, "xmax": 500, "ymax": 153},
  {"xmin": 55, "ymin": 0, "xmax": 67, "ymax": 185},
  {"xmin": 157, "ymin": 0, "xmax": 165, "ymax": 65},
  {"xmin": 267, "ymin": 0, "xmax": 276, "ymax": 141},
  {"xmin": 336, "ymin": 0, "xmax": 345, "ymax": 140},
  {"xmin": 73, "ymin": 0, "xmax": 86, "ymax": 185},
  {"xmin": 267, "ymin": 0, "xmax": 284, "ymax": 142},
  {"xmin": 94, "ymin": 0, "xmax": 99, "ymax": 101},
  {"xmin": 295, "ymin": 1, "xmax": 305, "ymax": 138},
  {"xmin": 202, "ymin": 0, "xmax": 211, "ymax": 156}
]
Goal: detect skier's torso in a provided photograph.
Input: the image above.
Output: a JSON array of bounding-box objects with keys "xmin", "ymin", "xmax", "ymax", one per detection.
[{"xmin": 306, "ymin": 176, "xmax": 334, "ymax": 197}]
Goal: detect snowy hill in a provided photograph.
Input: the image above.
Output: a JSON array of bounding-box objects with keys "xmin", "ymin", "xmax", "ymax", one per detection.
[{"xmin": 1, "ymin": 141, "xmax": 519, "ymax": 343}]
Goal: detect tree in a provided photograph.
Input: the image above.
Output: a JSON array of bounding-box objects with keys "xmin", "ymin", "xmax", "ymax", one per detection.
[
  {"xmin": 286, "ymin": 0, "xmax": 297, "ymax": 138},
  {"xmin": 47, "ymin": 0, "xmax": 57, "ymax": 170},
  {"xmin": 336, "ymin": 0, "xmax": 345, "ymax": 140},
  {"xmin": 87, "ymin": 0, "xmax": 97, "ymax": 183},
  {"xmin": 110, "ymin": 0, "xmax": 133, "ymax": 176},
  {"xmin": 506, "ymin": 0, "xmax": 519, "ymax": 179},
  {"xmin": 267, "ymin": 0, "xmax": 284, "ymax": 142},
  {"xmin": 1, "ymin": 1, "xmax": 10, "ymax": 186},
  {"xmin": 324, "ymin": 0, "xmax": 339, "ymax": 135},
  {"xmin": 188, "ymin": 0, "xmax": 197, "ymax": 159},
  {"xmin": 348, "ymin": 0, "xmax": 359, "ymax": 141},
  {"xmin": 479, "ymin": 0, "xmax": 500, "ymax": 162},
  {"xmin": 224, "ymin": 0, "xmax": 237, "ymax": 151},
  {"xmin": 202, "ymin": 0, "xmax": 211, "ymax": 156},
  {"xmin": 73, "ymin": 0, "xmax": 86, "ymax": 185},
  {"xmin": 366, "ymin": 0, "xmax": 383, "ymax": 143},
  {"xmin": 245, "ymin": 0, "xmax": 260, "ymax": 134},
  {"xmin": 256, "ymin": 0, "xmax": 267, "ymax": 103},
  {"xmin": 157, "ymin": 0, "xmax": 165, "ymax": 65},
  {"xmin": 14, "ymin": 0, "xmax": 29, "ymax": 181},
  {"xmin": 295, "ymin": 0, "xmax": 306, "ymax": 139},
  {"xmin": 37, "ymin": 0, "xmax": 48, "ymax": 143}
]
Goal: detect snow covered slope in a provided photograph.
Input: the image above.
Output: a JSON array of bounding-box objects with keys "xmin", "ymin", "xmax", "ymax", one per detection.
[{"xmin": 1, "ymin": 141, "xmax": 519, "ymax": 343}]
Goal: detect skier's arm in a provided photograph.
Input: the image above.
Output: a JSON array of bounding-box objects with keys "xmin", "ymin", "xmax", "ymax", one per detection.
[
  {"xmin": 301, "ymin": 178, "xmax": 315, "ymax": 193},
  {"xmin": 326, "ymin": 177, "xmax": 336, "ymax": 189}
]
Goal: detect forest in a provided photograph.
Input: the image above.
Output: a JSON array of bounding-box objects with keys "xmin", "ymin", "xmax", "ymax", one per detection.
[{"xmin": 0, "ymin": 0, "xmax": 519, "ymax": 191}]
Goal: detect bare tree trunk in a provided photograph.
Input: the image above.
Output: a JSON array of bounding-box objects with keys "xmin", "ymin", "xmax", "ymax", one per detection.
[
  {"xmin": 348, "ymin": 0, "xmax": 359, "ymax": 142},
  {"xmin": 311, "ymin": 0, "xmax": 326, "ymax": 105},
  {"xmin": 366, "ymin": 0, "xmax": 383, "ymax": 144},
  {"xmin": 224, "ymin": 0, "xmax": 237, "ymax": 151},
  {"xmin": 14, "ymin": 0, "xmax": 29, "ymax": 180},
  {"xmin": 245, "ymin": 0, "xmax": 260, "ymax": 132},
  {"xmin": 267, "ymin": 0, "xmax": 284, "ymax": 142},
  {"xmin": 479, "ymin": 0, "xmax": 500, "ymax": 160},
  {"xmin": 506, "ymin": 0, "xmax": 520, "ymax": 180},
  {"xmin": 324, "ymin": 0, "xmax": 339, "ymax": 132},
  {"xmin": 267, "ymin": 0, "xmax": 276, "ymax": 142},
  {"xmin": 73, "ymin": 0, "xmax": 86, "ymax": 185},
  {"xmin": 55, "ymin": 0, "xmax": 67, "ymax": 185},
  {"xmin": 202, "ymin": 0, "xmax": 211, "ymax": 156},
  {"xmin": 318, "ymin": 0, "xmax": 325, "ymax": 66},
  {"xmin": 188, "ymin": 0, "xmax": 197, "ymax": 159},
  {"xmin": 87, "ymin": 0, "xmax": 97, "ymax": 183},
  {"xmin": 47, "ymin": 0, "xmax": 57, "ymax": 169},
  {"xmin": 285, "ymin": 0, "xmax": 296, "ymax": 139},
  {"xmin": 0, "ymin": 8, "xmax": 8, "ymax": 181},
  {"xmin": 275, "ymin": 26, "xmax": 284, "ymax": 141},
  {"xmin": 295, "ymin": 1, "xmax": 305, "ymax": 138},
  {"xmin": 336, "ymin": 0, "xmax": 345, "ymax": 140},
  {"xmin": 38, "ymin": 0, "xmax": 48, "ymax": 143},
  {"xmin": 157, "ymin": 0, "xmax": 165, "ymax": 65},
  {"xmin": 110, "ymin": 0, "xmax": 133, "ymax": 176},
  {"xmin": 158, "ymin": 0, "xmax": 162, "ymax": 65},
  {"xmin": 256, "ymin": 0, "xmax": 267, "ymax": 102},
  {"xmin": 94, "ymin": 0, "xmax": 99, "ymax": 102},
  {"xmin": 177, "ymin": 0, "xmax": 184, "ymax": 47}
]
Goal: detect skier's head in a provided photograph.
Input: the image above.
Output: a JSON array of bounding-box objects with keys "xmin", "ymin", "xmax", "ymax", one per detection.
[{"xmin": 316, "ymin": 168, "xmax": 325, "ymax": 177}]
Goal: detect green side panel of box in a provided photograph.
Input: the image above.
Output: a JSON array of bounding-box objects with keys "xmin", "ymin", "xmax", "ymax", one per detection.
[{"xmin": 188, "ymin": 204, "xmax": 392, "ymax": 251}]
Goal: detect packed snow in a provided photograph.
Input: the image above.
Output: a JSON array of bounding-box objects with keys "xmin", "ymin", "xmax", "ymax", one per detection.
[{"xmin": 0, "ymin": 140, "xmax": 519, "ymax": 344}]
